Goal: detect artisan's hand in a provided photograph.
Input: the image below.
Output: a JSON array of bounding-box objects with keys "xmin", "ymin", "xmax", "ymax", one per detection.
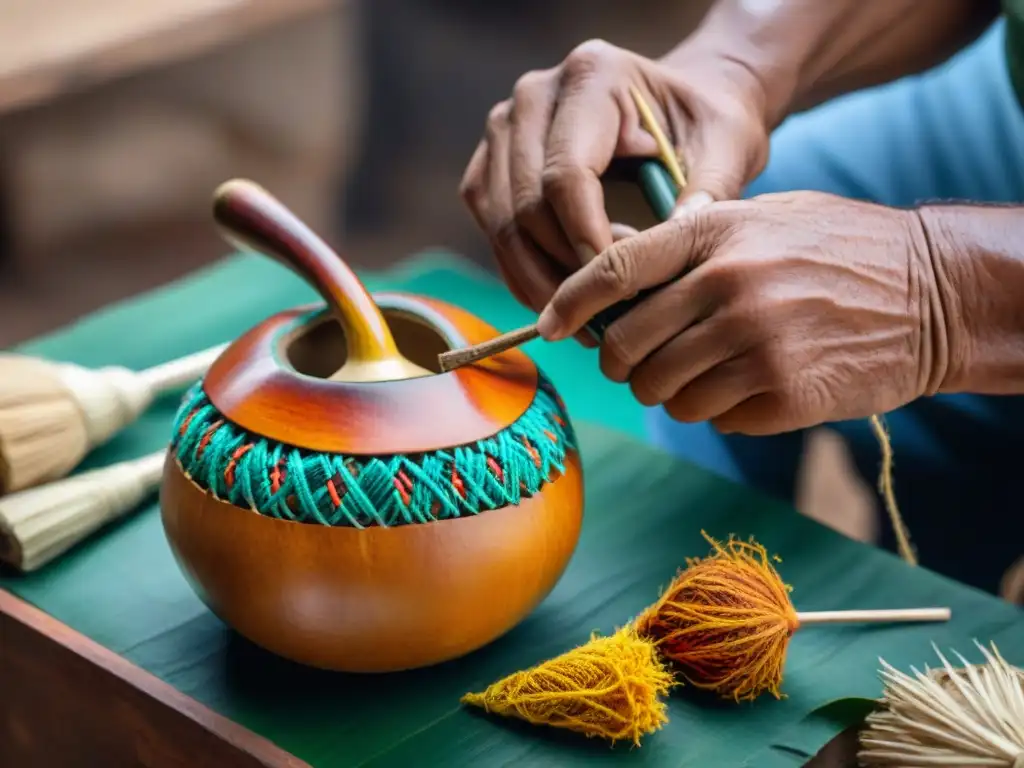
[
  {"xmin": 536, "ymin": 192, "xmax": 951, "ymax": 435},
  {"xmin": 459, "ymin": 39, "xmax": 771, "ymax": 316}
]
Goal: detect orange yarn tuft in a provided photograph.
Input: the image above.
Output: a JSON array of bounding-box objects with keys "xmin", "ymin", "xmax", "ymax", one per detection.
[
  {"xmin": 463, "ymin": 533, "xmax": 803, "ymax": 744},
  {"xmin": 461, "ymin": 626, "xmax": 675, "ymax": 746},
  {"xmin": 634, "ymin": 532, "xmax": 798, "ymax": 702}
]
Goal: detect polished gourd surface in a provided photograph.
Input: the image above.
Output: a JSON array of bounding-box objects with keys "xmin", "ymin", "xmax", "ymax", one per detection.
[{"xmin": 160, "ymin": 179, "xmax": 584, "ymax": 672}]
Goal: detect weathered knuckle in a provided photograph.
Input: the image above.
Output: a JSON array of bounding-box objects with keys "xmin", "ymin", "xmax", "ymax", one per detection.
[
  {"xmin": 510, "ymin": 183, "xmax": 544, "ymax": 226},
  {"xmin": 540, "ymin": 161, "xmax": 588, "ymax": 200},
  {"xmin": 493, "ymin": 219, "xmax": 520, "ymax": 251},
  {"xmin": 601, "ymin": 323, "xmax": 639, "ymax": 370},
  {"xmin": 713, "ymin": 311, "xmax": 752, "ymax": 347},
  {"xmin": 747, "ymin": 343, "xmax": 788, "ymax": 391},
  {"xmin": 562, "ymin": 39, "xmax": 614, "ymax": 80},
  {"xmin": 485, "ymin": 101, "xmax": 511, "ymax": 138},
  {"xmin": 598, "ymin": 350, "xmax": 628, "ymax": 384},
  {"xmin": 703, "ymin": 259, "xmax": 756, "ymax": 300},
  {"xmin": 630, "ymin": 375, "xmax": 670, "ymax": 408},
  {"xmin": 511, "ymin": 198, "xmax": 541, "ymax": 230},
  {"xmin": 663, "ymin": 395, "xmax": 704, "ymax": 424},
  {"xmin": 595, "ymin": 247, "xmax": 638, "ymax": 295},
  {"xmin": 698, "ymin": 262, "xmax": 739, "ymax": 297},
  {"xmin": 511, "ymin": 70, "xmax": 549, "ymax": 105}
]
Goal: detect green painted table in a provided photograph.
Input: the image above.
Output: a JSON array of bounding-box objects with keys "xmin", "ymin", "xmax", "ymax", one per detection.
[{"xmin": 1, "ymin": 251, "xmax": 1022, "ymax": 767}]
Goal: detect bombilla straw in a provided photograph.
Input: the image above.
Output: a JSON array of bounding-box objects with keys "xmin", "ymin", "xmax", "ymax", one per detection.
[{"xmin": 213, "ymin": 179, "xmax": 430, "ymax": 383}]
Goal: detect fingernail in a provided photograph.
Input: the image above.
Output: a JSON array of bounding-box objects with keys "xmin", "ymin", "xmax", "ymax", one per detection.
[
  {"xmin": 672, "ymin": 190, "xmax": 714, "ymax": 218},
  {"xmin": 536, "ymin": 305, "xmax": 567, "ymax": 341},
  {"xmin": 610, "ymin": 223, "xmax": 640, "ymax": 242},
  {"xmin": 575, "ymin": 243, "xmax": 598, "ymax": 264}
]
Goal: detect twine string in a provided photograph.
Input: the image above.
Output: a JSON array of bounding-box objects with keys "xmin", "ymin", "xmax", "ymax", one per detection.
[
  {"xmin": 171, "ymin": 373, "xmax": 574, "ymax": 527},
  {"xmin": 868, "ymin": 414, "xmax": 916, "ymax": 565}
]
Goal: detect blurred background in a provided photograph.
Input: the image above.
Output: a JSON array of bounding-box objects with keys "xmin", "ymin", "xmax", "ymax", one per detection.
[
  {"xmin": 2, "ymin": 0, "xmax": 985, "ymax": 587},
  {"xmin": 0, "ymin": 0, "xmax": 879, "ymax": 558},
  {"xmin": 0, "ymin": 0, "xmax": 715, "ymax": 346}
]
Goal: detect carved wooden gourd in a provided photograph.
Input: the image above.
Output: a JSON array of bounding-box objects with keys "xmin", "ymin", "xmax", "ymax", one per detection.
[{"xmin": 159, "ymin": 180, "xmax": 584, "ymax": 672}]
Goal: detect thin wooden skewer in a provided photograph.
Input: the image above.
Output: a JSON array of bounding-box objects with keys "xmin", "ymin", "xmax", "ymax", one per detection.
[
  {"xmin": 438, "ymin": 87, "xmax": 680, "ymax": 373},
  {"xmin": 797, "ymin": 607, "xmax": 951, "ymax": 626},
  {"xmin": 437, "ymin": 324, "xmax": 539, "ymax": 372},
  {"xmin": 629, "ymin": 85, "xmax": 687, "ymax": 189}
]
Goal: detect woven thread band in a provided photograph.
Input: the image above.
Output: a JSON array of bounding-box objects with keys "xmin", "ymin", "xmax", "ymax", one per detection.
[{"xmin": 170, "ymin": 372, "xmax": 575, "ymax": 528}]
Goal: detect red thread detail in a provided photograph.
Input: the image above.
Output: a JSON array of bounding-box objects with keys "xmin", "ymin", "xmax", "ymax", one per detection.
[
  {"xmin": 451, "ymin": 468, "xmax": 466, "ymax": 499},
  {"xmin": 394, "ymin": 470, "xmax": 413, "ymax": 505},
  {"xmin": 223, "ymin": 443, "xmax": 253, "ymax": 488},
  {"xmin": 179, "ymin": 410, "xmax": 196, "ymax": 435},
  {"xmin": 326, "ymin": 477, "xmax": 343, "ymax": 507},
  {"xmin": 522, "ymin": 437, "xmax": 541, "ymax": 468},
  {"xmin": 270, "ymin": 462, "xmax": 286, "ymax": 494},
  {"xmin": 543, "ymin": 429, "xmax": 557, "ymax": 443},
  {"xmin": 196, "ymin": 419, "xmax": 223, "ymax": 459},
  {"xmin": 486, "ymin": 456, "xmax": 504, "ymax": 483}
]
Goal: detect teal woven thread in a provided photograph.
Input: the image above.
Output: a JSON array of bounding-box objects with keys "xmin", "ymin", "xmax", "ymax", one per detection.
[{"xmin": 170, "ymin": 371, "xmax": 576, "ymax": 528}]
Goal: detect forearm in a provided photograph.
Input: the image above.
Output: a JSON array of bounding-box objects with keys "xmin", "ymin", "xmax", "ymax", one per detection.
[
  {"xmin": 667, "ymin": 0, "xmax": 1001, "ymax": 127},
  {"xmin": 918, "ymin": 205, "xmax": 1024, "ymax": 396}
]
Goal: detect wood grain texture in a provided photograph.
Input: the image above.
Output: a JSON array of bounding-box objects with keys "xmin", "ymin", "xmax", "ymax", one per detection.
[
  {"xmin": 160, "ymin": 449, "xmax": 584, "ymax": 672},
  {"xmin": 204, "ymin": 293, "xmax": 539, "ymax": 455},
  {"xmin": 0, "ymin": 0, "xmax": 339, "ymax": 115},
  {"xmin": 0, "ymin": 588, "xmax": 307, "ymax": 767}
]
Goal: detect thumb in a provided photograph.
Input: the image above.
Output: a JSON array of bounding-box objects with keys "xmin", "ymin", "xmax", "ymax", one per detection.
[
  {"xmin": 536, "ymin": 210, "xmax": 714, "ymax": 341},
  {"xmin": 672, "ymin": 137, "xmax": 751, "ymax": 217}
]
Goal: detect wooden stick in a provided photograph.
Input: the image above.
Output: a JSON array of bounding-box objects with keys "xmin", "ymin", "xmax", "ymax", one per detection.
[
  {"xmin": 437, "ymin": 325, "xmax": 539, "ymax": 372},
  {"xmin": 137, "ymin": 344, "xmax": 227, "ymax": 391},
  {"xmin": 628, "ymin": 85, "xmax": 687, "ymax": 189},
  {"xmin": 796, "ymin": 608, "xmax": 951, "ymax": 626}
]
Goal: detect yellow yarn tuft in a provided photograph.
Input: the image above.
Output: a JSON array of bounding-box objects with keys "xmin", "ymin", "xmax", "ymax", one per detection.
[
  {"xmin": 461, "ymin": 626, "xmax": 675, "ymax": 746},
  {"xmin": 634, "ymin": 532, "xmax": 798, "ymax": 702}
]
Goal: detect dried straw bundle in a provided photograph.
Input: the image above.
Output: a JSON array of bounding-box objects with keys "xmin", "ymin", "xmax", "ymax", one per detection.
[
  {"xmin": 0, "ymin": 449, "xmax": 166, "ymax": 572},
  {"xmin": 0, "ymin": 345, "xmax": 223, "ymax": 495},
  {"xmin": 859, "ymin": 641, "xmax": 1024, "ymax": 767}
]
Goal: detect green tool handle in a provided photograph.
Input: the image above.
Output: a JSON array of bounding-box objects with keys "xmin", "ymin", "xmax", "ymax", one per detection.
[{"xmin": 585, "ymin": 159, "xmax": 679, "ymax": 339}]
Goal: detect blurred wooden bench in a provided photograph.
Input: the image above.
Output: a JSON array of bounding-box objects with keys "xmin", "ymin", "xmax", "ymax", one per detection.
[{"xmin": 0, "ymin": 0, "xmax": 359, "ymax": 343}]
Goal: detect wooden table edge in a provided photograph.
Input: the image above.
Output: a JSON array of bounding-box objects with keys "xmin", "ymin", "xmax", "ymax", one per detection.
[
  {"xmin": 0, "ymin": 587, "xmax": 310, "ymax": 767},
  {"xmin": 0, "ymin": 563, "xmax": 862, "ymax": 767}
]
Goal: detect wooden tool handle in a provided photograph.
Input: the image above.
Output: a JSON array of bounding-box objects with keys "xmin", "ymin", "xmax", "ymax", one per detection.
[
  {"xmin": 213, "ymin": 179, "xmax": 400, "ymax": 366},
  {"xmin": 138, "ymin": 344, "xmax": 228, "ymax": 392}
]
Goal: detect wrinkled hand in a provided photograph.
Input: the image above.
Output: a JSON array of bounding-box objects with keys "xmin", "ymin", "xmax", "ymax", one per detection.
[
  {"xmin": 459, "ymin": 38, "xmax": 771, "ymax": 318},
  {"xmin": 536, "ymin": 192, "xmax": 944, "ymax": 435}
]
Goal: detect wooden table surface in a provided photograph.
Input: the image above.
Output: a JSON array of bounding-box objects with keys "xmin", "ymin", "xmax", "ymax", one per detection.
[
  {"xmin": 0, "ymin": 0, "xmax": 337, "ymax": 114},
  {"xmin": 0, "ymin": 589, "xmax": 857, "ymax": 767},
  {"xmin": 5, "ymin": 252, "xmax": 1014, "ymax": 768}
]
